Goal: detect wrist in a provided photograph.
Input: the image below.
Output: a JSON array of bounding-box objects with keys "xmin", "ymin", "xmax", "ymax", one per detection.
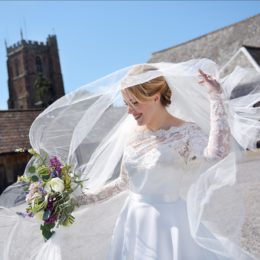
[{"xmin": 208, "ymin": 90, "xmax": 222, "ymax": 100}]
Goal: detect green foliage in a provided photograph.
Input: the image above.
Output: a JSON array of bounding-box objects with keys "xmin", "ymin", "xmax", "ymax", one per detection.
[
  {"xmin": 28, "ymin": 166, "xmax": 36, "ymax": 174},
  {"xmin": 31, "ymin": 175, "xmax": 39, "ymax": 182},
  {"xmin": 40, "ymin": 223, "xmax": 55, "ymax": 241}
]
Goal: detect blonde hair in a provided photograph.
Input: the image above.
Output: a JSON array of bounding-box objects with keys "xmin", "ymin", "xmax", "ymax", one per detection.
[{"xmin": 122, "ymin": 65, "xmax": 172, "ymax": 107}]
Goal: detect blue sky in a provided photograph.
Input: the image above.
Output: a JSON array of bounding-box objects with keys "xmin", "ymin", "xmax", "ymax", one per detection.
[{"xmin": 0, "ymin": 1, "xmax": 259, "ymax": 109}]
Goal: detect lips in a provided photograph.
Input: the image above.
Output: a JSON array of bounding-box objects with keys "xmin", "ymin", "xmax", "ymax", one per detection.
[{"xmin": 134, "ymin": 113, "xmax": 142, "ymax": 120}]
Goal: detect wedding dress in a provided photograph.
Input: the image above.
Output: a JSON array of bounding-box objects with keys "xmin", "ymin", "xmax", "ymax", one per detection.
[
  {"xmin": 76, "ymin": 93, "xmax": 241, "ymax": 260},
  {"xmin": 0, "ymin": 59, "xmax": 259, "ymax": 260}
]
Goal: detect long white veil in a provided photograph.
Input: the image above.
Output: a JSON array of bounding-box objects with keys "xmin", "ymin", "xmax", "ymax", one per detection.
[{"xmin": 0, "ymin": 58, "xmax": 260, "ymax": 259}]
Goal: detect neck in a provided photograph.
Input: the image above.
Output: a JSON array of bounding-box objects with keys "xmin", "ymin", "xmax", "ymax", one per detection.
[{"xmin": 146, "ymin": 107, "xmax": 175, "ymax": 132}]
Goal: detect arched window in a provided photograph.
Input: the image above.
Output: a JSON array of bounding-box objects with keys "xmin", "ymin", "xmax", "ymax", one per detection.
[{"xmin": 35, "ymin": 56, "xmax": 43, "ymax": 73}]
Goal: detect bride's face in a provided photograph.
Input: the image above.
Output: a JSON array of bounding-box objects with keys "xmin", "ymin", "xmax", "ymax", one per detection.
[{"xmin": 122, "ymin": 92, "xmax": 159, "ymax": 126}]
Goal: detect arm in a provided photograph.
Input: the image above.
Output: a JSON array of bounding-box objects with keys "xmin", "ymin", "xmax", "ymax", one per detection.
[
  {"xmin": 77, "ymin": 163, "xmax": 129, "ymax": 206},
  {"xmin": 203, "ymin": 92, "xmax": 230, "ymax": 160},
  {"xmin": 183, "ymin": 71, "xmax": 230, "ymax": 163}
]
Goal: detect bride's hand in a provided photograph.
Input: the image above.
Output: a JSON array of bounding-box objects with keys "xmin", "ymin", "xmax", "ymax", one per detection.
[{"xmin": 198, "ymin": 69, "xmax": 222, "ymax": 94}]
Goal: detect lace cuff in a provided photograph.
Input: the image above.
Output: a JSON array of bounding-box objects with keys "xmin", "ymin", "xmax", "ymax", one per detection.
[{"xmin": 77, "ymin": 165, "xmax": 129, "ymax": 206}]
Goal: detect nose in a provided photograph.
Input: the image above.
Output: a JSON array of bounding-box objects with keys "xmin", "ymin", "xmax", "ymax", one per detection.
[{"xmin": 127, "ymin": 105, "xmax": 134, "ymax": 114}]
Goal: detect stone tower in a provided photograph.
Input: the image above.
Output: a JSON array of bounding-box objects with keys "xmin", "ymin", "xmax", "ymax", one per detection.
[{"xmin": 6, "ymin": 34, "xmax": 65, "ymax": 109}]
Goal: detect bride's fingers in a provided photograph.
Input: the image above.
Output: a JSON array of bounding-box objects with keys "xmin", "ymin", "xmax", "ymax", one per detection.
[
  {"xmin": 198, "ymin": 69, "xmax": 207, "ymax": 77},
  {"xmin": 198, "ymin": 74, "xmax": 208, "ymax": 83},
  {"xmin": 198, "ymin": 74, "xmax": 206, "ymax": 81},
  {"xmin": 198, "ymin": 69, "xmax": 214, "ymax": 81},
  {"xmin": 198, "ymin": 69, "xmax": 204, "ymax": 74}
]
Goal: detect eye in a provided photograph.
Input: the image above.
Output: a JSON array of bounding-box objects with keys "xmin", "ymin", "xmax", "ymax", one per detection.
[
  {"xmin": 123, "ymin": 100, "xmax": 129, "ymax": 107},
  {"xmin": 123, "ymin": 99, "xmax": 138, "ymax": 107}
]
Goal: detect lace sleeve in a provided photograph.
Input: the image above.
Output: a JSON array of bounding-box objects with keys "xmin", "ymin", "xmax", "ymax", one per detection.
[
  {"xmin": 185, "ymin": 93, "xmax": 230, "ymax": 163},
  {"xmin": 77, "ymin": 163, "xmax": 129, "ymax": 206},
  {"xmin": 204, "ymin": 93, "xmax": 230, "ymax": 160}
]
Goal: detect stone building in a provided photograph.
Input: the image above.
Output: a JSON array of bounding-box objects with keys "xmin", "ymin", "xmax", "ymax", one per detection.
[
  {"xmin": 148, "ymin": 14, "xmax": 260, "ymax": 99},
  {"xmin": 6, "ymin": 34, "xmax": 65, "ymax": 109},
  {"xmin": 148, "ymin": 14, "xmax": 260, "ymax": 74},
  {"xmin": 0, "ymin": 109, "xmax": 42, "ymax": 193},
  {"xmin": 0, "ymin": 34, "xmax": 64, "ymax": 193}
]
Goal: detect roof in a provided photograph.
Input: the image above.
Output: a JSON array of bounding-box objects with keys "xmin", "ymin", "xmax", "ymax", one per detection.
[
  {"xmin": 148, "ymin": 14, "xmax": 260, "ymax": 67},
  {"xmin": 0, "ymin": 109, "xmax": 42, "ymax": 154},
  {"xmin": 151, "ymin": 14, "xmax": 260, "ymax": 55}
]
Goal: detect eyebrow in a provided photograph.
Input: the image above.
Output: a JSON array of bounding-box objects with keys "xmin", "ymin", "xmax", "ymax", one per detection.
[
  {"xmin": 123, "ymin": 99, "xmax": 137, "ymax": 107},
  {"xmin": 123, "ymin": 98, "xmax": 134, "ymax": 103}
]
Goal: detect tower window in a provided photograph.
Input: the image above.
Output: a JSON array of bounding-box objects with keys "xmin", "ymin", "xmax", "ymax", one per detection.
[
  {"xmin": 14, "ymin": 59, "xmax": 20, "ymax": 76},
  {"xmin": 35, "ymin": 56, "xmax": 43, "ymax": 73}
]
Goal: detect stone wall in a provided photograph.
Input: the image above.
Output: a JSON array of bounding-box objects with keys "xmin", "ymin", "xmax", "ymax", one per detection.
[{"xmin": 148, "ymin": 14, "xmax": 260, "ymax": 68}]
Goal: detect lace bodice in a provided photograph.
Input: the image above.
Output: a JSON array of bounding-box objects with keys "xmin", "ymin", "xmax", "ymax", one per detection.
[{"xmin": 77, "ymin": 93, "xmax": 230, "ymax": 206}]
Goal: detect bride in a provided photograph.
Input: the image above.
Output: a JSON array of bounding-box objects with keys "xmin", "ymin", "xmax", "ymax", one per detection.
[{"xmin": 0, "ymin": 59, "xmax": 259, "ymax": 260}]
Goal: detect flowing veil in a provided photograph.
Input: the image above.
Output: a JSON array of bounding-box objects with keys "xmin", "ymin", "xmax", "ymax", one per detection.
[{"xmin": 0, "ymin": 58, "xmax": 260, "ymax": 259}]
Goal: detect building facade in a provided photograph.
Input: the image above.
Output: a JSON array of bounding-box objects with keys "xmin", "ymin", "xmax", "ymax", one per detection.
[
  {"xmin": 6, "ymin": 35, "xmax": 65, "ymax": 109},
  {"xmin": 0, "ymin": 109, "xmax": 42, "ymax": 193},
  {"xmin": 0, "ymin": 34, "xmax": 65, "ymax": 194},
  {"xmin": 148, "ymin": 14, "xmax": 260, "ymax": 73}
]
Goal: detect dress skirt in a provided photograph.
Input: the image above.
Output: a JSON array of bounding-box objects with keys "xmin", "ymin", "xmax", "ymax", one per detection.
[{"xmin": 107, "ymin": 192, "xmax": 232, "ymax": 260}]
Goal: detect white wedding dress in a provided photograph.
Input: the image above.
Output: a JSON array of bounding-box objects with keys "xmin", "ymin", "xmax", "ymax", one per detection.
[
  {"xmin": 76, "ymin": 93, "xmax": 242, "ymax": 260},
  {"xmin": 1, "ymin": 60, "xmax": 259, "ymax": 260},
  {"xmin": 106, "ymin": 123, "xmax": 229, "ymax": 260}
]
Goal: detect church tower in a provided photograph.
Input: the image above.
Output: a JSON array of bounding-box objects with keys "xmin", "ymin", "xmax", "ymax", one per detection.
[{"xmin": 6, "ymin": 34, "xmax": 65, "ymax": 109}]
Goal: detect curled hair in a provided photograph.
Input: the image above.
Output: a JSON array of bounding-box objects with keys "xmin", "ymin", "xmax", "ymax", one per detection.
[{"xmin": 122, "ymin": 64, "xmax": 172, "ymax": 107}]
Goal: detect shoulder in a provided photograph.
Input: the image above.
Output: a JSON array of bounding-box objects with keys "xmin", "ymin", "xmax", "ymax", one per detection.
[
  {"xmin": 185, "ymin": 123, "xmax": 208, "ymax": 147},
  {"xmin": 184, "ymin": 122, "xmax": 207, "ymax": 135}
]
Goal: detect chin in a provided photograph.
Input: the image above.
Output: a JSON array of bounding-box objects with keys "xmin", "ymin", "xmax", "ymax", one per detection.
[
  {"xmin": 136, "ymin": 121, "xmax": 144, "ymax": 126},
  {"xmin": 136, "ymin": 118, "xmax": 145, "ymax": 126}
]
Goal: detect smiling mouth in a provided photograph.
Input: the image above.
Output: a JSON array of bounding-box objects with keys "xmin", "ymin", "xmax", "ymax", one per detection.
[{"xmin": 134, "ymin": 114, "xmax": 142, "ymax": 120}]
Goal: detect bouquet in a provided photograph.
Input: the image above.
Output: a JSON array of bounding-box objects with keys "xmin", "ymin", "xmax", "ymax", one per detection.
[{"xmin": 16, "ymin": 148, "xmax": 84, "ymax": 241}]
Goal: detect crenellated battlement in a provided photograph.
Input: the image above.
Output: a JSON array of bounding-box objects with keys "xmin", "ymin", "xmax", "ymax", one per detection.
[{"xmin": 7, "ymin": 35, "xmax": 57, "ymax": 54}]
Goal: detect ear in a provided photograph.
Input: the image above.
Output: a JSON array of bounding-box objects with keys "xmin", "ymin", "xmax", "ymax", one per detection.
[{"xmin": 154, "ymin": 93, "xmax": 160, "ymax": 103}]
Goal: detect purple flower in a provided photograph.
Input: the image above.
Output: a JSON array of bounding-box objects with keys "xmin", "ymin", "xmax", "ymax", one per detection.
[
  {"xmin": 39, "ymin": 187, "xmax": 47, "ymax": 195},
  {"xmin": 16, "ymin": 211, "xmax": 34, "ymax": 218},
  {"xmin": 50, "ymin": 171, "xmax": 57, "ymax": 178},
  {"xmin": 44, "ymin": 213, "xmax": 58, "ymax": 225},
  {"xmin": 26, "ymin": 181, "xmax": 46, "ymax": 203},
  {"xmin": 47, "ymin": 196, "xmax": 58, "ymax": 210},
  {"xmin": 49, "ymin": 156, "xmax": 62, "ymax": 176},
  {"xmin": 28, "ymin": 212, "xmax": 34, "ymax": 217},
  {"xmin": 47, "ymin": 201, "xmax": 54, "ymax": 210}
]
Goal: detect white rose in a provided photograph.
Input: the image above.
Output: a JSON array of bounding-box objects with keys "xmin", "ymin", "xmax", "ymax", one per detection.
[{"xmin": 49, "ymin": 177, "xmax": 65, "ymax": 193}]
